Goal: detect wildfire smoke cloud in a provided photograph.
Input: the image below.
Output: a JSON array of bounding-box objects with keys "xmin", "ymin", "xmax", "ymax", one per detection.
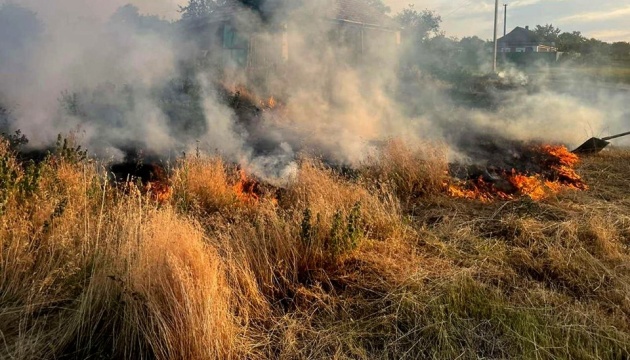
[{"xmin": 0, "ymin": 0, "xmax": 628, "ymax": 183}]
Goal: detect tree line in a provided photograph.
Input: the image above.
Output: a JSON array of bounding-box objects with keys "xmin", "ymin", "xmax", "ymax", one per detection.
[{"xmin": 532, "ymin": 24, "xmax": 630, "ymax": 61}]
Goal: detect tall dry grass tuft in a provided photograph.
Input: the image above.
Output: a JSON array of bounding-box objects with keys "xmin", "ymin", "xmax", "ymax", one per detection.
[
  {"xmin": 102, "ymin": 205, "xmax": 242, "ymax": 359},
  {"xmin": 0, "ymin": 145, "xmax": 256, "ymax": 359},
  {"xmin": 360, "ymin": 139, "xmax": 449, "ymax": 206},
  {"xmin": 283, "ymin": 157, "xmax": 403, "ymax": 241},
  {"xmin": 171, "ymin": 155, "xmax": 239, "ymax": 214},
  {"xmin": 206, "ymin": 157, "xmax": 407, "ymax": 307}
]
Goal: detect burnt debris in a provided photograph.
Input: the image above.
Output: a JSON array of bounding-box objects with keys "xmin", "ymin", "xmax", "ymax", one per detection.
[{"xmin": 110, "ymin": 162, "xmax": 168, "ymax": 184}]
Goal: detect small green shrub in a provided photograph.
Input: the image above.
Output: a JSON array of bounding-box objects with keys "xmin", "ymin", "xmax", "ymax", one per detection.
[{"xmin": 54, "ymin": 134, "xmax": 87, "ymax": 164}]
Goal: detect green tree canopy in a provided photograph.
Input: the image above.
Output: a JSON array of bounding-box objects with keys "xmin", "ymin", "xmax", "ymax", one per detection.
[
  {"xmin": 533, "ymin": 24, "xmax": 561, "ymax": 44},
  {"xmin": 581, "ymin": 38, "xmax": 610, "ymax": 55},
  {"xmin": 557, "ymin": 31, "xmax": 586, "ymax": 53},
  {"xmin": 395, "ymin": 5, "xmax": 442, "ymax": 42},
  {"xmin": 611, "ymin": 41, "xmax": 630, "ymax": 59}
]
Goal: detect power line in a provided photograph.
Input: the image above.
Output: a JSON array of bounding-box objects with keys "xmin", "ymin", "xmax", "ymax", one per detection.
[{"xmin": 444, "ymin": 0, "xmax": 474, "ymax": 18}]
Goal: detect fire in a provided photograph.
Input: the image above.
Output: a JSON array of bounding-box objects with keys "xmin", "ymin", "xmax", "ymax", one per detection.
[
  {"xmin": 111, "ymin": 162, "xmax": 172, "ymax": 204},
  {"xmin": 146, "ymin": 181, "xmax": 173, "ymax": 204},
  {"xmin": 447, "ymin": 181, "xmax": 495, "ymax": 202},
  {"xmin": 507, "ymin": 173, "xmax": 548, "ymax": 200},
  {"xmin": 224, "ymin": 83, "xmax": 279, "ymax": 110},
  {"xmin": 448, "ymin": 144, "xmax": 587, "ymax": 201},
  {"xmin": 233, "ymin": 169, "xmax": 261, "ymax": 203},
  {"xmin": 266, "ymin": 96, "xmax": 277, "ymax": 109}
]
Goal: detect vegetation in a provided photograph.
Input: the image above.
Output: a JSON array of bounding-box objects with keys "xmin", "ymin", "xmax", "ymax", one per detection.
[
  {"xmin": 178, "ymin": 0, "xmax": 393, "ymax": 20},
  {"xmin": 395, "ymin": 5, "xmax": 443, "ymax": 41},
  {"xmin": 1, "ymin": 136, "xmax": 629, "ymax": 359},
  {"xmin": 1, "ymin": 2, "xmax": 629, "ymax": 358},
  {"xmin": 533, "ymin": 24, "xmax": 627, "ymax": 57},
  {"xmin": 178, "ymin": 0, "xmax": 223, "ymax": 20},
  {"xmin": 574, "ymin": 65, "xmax": 630, "ymax": 85},
  {"xmin": 109, "ymin": 4, "xmax": 172, "ymax": 35}
]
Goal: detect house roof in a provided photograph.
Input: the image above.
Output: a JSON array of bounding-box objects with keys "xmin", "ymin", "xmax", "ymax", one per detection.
[{"xmin": 498, "ymin": 26, "xmax": 543, "ymax": 45}]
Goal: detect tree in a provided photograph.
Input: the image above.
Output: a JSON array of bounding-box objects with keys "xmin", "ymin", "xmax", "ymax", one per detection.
[
  {"xmin": 458, "ymin": 36, "xmax": 490, "ymax": 69},
  {"xmin": 178, "ymin": 0, "xmax": 271, "ymax": 21},
  {"xmin": 109, "ymin": 4, "xmax": 171, "ymax": 34},
  {"xmin": 579, "ymin": 38, "xmax": 611, "ymax": 65},
  {"xmin": 611, "ymin": 42, "xmax": 630, "ymax": 59},
  {"xmin": 395, "ymin": 5, "xmax": 442, "ymax": 42},
  {"xmin": 533, "ymin": 24, "xmax": 561, "ymax": 44},
  {"xmin": 395, "ymin": 6, "xmax": 457, "ymax": 77},
  {"xmin": 363, "ymin": 0, "xmax": 391, "ymax": 14},
  {"xmin": 556, "ymin": 31, "xmax": 585, "ymax": 53},
  {"xmin": 459, "ymin": 36, "xmax": 487, "ymax": 51},
  {"xmin": 179, "ymin": 0, "xmax": 222, "ymax": 21},
  {"xmin": 581, "ymin": 38, "xmax": 610, "ymax": 55}
]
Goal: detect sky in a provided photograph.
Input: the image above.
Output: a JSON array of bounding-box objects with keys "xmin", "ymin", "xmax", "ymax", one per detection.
[
  {"xmin": 125, "ymin": 0, "xmax": 630, "ymax": 43},
  {"xmin": 385, "ymin": 0, "xmax": 630, "ymax": 42},
  {"xmin": 10, "ymin": 0, "xmax": 630, "ymax": 43}
]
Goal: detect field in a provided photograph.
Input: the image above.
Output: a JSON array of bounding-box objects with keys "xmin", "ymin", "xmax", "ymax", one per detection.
[
  {"xmin": 1, "ymin": 139, "xmax": 629, "ymax": 359},
  {"xmin": 576, "ymin": 62, "xmax": 630, "ymax": 85}
]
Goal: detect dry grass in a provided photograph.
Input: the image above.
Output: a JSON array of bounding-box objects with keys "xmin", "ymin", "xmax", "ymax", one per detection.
[
  {"xmin": 578, "ymin": 65, "xmax": 630, "ymax": 85},
  {"xmin": 171, "ymin": 155, "xmax": 242, "ymax": 214},
  {"xmin": 1, "ymin": 140, "xmax": 630, "ymax": 359},
  {"xmin": 360, "ymin": 139, "xmax": 449, "ymax": 206}
]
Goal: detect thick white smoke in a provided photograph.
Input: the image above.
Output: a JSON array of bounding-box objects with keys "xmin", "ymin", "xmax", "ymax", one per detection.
[
  {"xmin": 0, "ymin": 0, "xmax": 628, "ymax": 180},
  {"xmin": 0, "ymin": 0, "xmax": 181, "ymax": 158}
]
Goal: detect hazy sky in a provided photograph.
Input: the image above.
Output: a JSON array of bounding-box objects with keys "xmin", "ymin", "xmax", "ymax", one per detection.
[
  {"xmin": 13, "ymin": 0, "xmax": 630, "ymax": 42},
  {"xmin": 154, "ymin": 0, "xmax": 629, "ymax": 42},
  {"xmin": 385, "ymin": 0, "xmax": 630, "ymax": 42}
]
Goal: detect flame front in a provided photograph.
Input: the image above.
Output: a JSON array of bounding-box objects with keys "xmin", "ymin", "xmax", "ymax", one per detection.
[
  {"xmin": 233, "ymin": 169, "xmax": 261, "ymax": 203},
  {"xmin": 147, "ymin": 181, "xmax": 173, "ymax": 204},
  {"xmin": 448, "ymin": 144, "xmax": 587, "ymax": 201}
]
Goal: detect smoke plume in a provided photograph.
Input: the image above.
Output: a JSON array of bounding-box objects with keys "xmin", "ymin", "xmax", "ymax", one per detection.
[{"xmin": 0, "ymin": 0, "xmax": 628, "ymax": 181}]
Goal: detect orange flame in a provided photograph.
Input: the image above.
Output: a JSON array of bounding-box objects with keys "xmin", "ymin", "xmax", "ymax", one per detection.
[
  {"xmin": 146, "ymin": 181, "xmax": 173, "ymax": 204},
  {"xmin": 448, "ymin": 145, "xmax": 587, "ymax": 201},
  {"xmin": 233, "ymin": 169, "xmax": 260, "ymax": 203},
  {"xmin": 267, "ymin": 96, "xmax": 277, "ymax": 109},
  {"xmin": 507, "ymin": 173, "xmax": 548, "ymax": 201}
]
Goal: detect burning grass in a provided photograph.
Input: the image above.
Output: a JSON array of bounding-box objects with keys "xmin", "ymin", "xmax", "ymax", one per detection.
[
  {"xmin": 448, "ymin": 144, "xmax": 588, "ymax": 201},
  {"xmin": 1, "ymin": 139, "xmax": 630, "ymax": 359}
]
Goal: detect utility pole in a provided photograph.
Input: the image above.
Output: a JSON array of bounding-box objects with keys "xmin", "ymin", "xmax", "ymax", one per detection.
[
  {"xmin": 493, "ymin": 0, "xmax": 499, "ymax": 73},
  {"xmin": 503, "ymin": 4, "xmax": 508, "ymax": 36}
]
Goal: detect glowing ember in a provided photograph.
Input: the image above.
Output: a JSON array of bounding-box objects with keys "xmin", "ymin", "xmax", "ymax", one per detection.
[
  {"xmin": 266, "ymin": 96, "xmax": 277, "ymax": 109},
  {"xmin": 448, "ymin": 144, "xmax": 587, "ymax": 201}
]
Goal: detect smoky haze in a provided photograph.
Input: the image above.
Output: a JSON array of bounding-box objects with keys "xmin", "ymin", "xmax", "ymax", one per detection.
[{"xmin": 0, "ymin": 0, "xmax": 628, "ymax": 181}]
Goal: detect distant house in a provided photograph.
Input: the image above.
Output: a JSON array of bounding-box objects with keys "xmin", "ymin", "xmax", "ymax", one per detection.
[
  {"xmin": 498, "ymin": 26, "xmax": 557, "ymax": 53},
  {"xmin": 184, "ymin": 0, "xmax": 400, "ymax": 76}
]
